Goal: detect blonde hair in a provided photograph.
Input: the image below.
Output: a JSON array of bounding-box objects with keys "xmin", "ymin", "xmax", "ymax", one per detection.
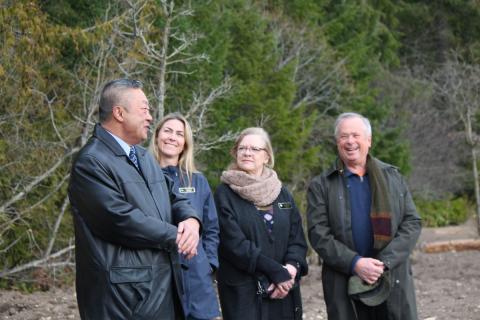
[
  {"xmin": 150, "ymin": 112, "xmax": 197, "ymax": 186},
  {"xmin": 229, "ymin": 127, "xmax": 275, "ymax": 169}
]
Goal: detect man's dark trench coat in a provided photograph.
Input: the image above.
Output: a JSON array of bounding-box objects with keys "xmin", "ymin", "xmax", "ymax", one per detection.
[{"xmin": 68, "ymin": 124, "xmax": 199, "ymax": 320}]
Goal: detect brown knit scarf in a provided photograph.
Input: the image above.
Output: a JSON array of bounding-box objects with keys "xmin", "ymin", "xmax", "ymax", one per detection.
[
  {"xmin": 220, "ymin": 167, "xmax": 282, "ymax": 207},
  {"xmin": 339, "ymin": 155, "xmax": 393, "ymax": 251}
]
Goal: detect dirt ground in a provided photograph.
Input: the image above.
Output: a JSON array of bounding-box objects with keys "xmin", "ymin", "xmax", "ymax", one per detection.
[{"xmin": 0, "ymin": 220, "xmax": 479, "ymax": 320}]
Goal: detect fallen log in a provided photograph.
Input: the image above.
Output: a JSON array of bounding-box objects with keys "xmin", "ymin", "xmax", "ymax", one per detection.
[{"xmin": 422, "ymin": 239, "xmax": 480, "ymax": 253}]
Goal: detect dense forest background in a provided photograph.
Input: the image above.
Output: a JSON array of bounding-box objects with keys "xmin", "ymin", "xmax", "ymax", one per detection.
[{"xmin": 1, "ymin": 0, "xmax": 480, "ymax": 288}]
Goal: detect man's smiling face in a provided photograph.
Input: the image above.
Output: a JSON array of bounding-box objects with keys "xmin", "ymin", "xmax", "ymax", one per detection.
[{"xmin": 336, "ymin": 117, "xmax": 371, "ymax": 168}]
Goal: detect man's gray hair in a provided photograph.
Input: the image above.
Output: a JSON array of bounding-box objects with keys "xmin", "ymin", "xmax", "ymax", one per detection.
[
  {"xmin": 98, "ymin": 79, "xmax": 143, "ymax": 123},
  {"xmin": 334, "ymin": 112, "xmax": 372, "ymax": 138}
]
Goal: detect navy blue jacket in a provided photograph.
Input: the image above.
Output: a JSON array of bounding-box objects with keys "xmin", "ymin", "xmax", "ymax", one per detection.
[
  {"xmin": 68, "ymin": 124, "xmax": 199, "ymax": 320},
  {"xmin": 162, "ymin": 166, "xmax": 221, "ymax": 319}
]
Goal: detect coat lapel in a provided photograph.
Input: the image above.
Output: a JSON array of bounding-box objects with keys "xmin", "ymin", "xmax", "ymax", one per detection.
[
  {"xmin": 136, "ymin": 147, "xmax": 169, "ymax": 222},
  {"xmin": 136, "ymin": 146, "xmax": 150, "ymax": 182},
  {"xmin": 94, "ymin": 124, "xmax": 128, "ymax": 157}
]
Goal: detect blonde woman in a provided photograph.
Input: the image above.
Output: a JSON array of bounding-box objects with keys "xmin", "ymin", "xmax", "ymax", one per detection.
[{"xmin": 151, "ymin": 113, "xmax": 220, "ymax": 320}]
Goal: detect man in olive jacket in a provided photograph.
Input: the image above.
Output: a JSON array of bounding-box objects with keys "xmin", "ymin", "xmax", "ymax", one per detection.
[
  {"xmin": 307, "ymin": 112, "xmax": 421, "ymax": 320},
  {"xmin": 68, "ymin": 79, "xmax": 201, "ymax": 320}
]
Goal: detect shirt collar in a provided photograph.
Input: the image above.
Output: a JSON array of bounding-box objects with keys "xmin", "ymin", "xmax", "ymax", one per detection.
[
  {"xmin": 344, "ymin": 167, "xmax": 355, "ymax": 177},
  {"xmin": 344, "ymin": 167, "xmax": 368, "ymax": 178},
  {"xmin": 105, "ymin": 130, "xmax": 132, "ymax": 156}
]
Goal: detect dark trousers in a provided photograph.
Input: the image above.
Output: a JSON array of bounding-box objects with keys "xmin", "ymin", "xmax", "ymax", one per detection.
[{"xmin": 354, "ymin": 300, "xmax": 388, "ymax": 320}]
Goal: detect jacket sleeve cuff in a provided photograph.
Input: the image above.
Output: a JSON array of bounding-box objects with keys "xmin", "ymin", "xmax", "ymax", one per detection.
[
  {"xmin": 350, "ymin": 255, "xmax": 361, "ymax": 275},
  {"xmin": 286, "ymin": 260, "xmax": 301, "ymax": 278},
  {"xmin": 256, "ymin": 254, "xmax": 291, "ymax": 284}
]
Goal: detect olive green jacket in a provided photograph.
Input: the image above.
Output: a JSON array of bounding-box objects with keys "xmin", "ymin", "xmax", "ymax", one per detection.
[{"xmin": 307, "ymin": 157, "xmax": 421, "ymax": 320}]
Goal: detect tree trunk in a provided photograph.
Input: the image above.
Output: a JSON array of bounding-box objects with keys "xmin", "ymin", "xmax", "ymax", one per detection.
[
  {"xmin": 471, "ymin": 147, "xmax": 480, "ymax": 235},
  {"xmin": 155, "ymin": 16, "xmax": 170, "ymax": 125},
  {"xmin": 422, "ymin": 239, "xmax": 480, "ymax": 253}
]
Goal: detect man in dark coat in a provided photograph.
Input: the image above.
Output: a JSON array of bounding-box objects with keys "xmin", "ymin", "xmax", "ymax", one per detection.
[
  {"xmin": 307, "ymin": 112, "xmax": 421, "ymax": 320},
  {"xmin": 68, "ymin": 79, "xmax": 201, "ymax": 320}
]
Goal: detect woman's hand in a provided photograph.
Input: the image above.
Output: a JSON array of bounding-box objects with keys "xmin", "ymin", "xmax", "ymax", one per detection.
[
  {"xmin": 269, "ymin": 264, "xmax": 298, "ymax": 299},
  {"xmin": 269, "ymin": 279, "xmax": 293, "ymax": 299},
  {"xmin": 284, "ymin": 263, "xmax": 298, "ymax": 279}
]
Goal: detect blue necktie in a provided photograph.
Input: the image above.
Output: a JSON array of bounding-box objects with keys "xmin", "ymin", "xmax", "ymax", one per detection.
[{"xmin": 129, "ymin": 146, "xmax": 139, "ymax": 169}]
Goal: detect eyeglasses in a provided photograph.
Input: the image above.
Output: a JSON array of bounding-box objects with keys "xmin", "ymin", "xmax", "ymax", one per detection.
[{"xmin": 237, "ymin": 146, "xmax": 266, "ymax": 154}]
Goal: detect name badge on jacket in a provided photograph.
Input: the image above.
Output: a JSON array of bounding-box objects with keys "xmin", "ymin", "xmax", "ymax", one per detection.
[
  {"xmin": 179, "ymin": 187, "xmax": 196, "ymax": 194},
  {"xmin": 278, "ymin": 202, "xmax": 292, "ymax": 209}
]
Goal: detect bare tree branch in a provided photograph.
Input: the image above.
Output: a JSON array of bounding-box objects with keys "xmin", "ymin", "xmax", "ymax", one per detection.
[
  {"xmin": 0, "ymin": 148, "xmax": 79, "ymax": 216},
  {"xmin": 196, "ymin": 131, "xmax": 238, "ymax": 153},
  {"xmin": 0, "ymin": 245, "xmax": 75, "ymax": 278},
  {"xmin": 126, "ymin": 0, "xmax": 208, "ymax": 124},
  {"xmin": 270, "ymin": 18, "xmax": 346, "ymax": 112},
  {"xmin": 44, "ymin": 196, "xmax": 70, "ymax": 259},
  {"xmin": 431, "ymin": 51, "xmax": 480, "ymax": 234},
  {"xmin": 31, "ymin": 89, "xmax": 68, "ymax": 150},
  {"xmin": 187, "ymin": 76, "xmax": 232, "ymax": 130}
]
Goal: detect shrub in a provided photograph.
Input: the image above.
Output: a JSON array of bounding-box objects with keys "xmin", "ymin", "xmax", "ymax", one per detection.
[{"xmin": 415, "ymin": 195, "xmax": 473, "ymax": 227}]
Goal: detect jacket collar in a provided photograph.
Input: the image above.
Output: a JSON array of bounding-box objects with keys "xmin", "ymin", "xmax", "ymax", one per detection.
[
  {"xmin": 94, "ymin": 123, "xmax": 149, "ymax": 156},
  {"xmin": 162, "ymin": 165, "xmax": 179, "ymax": 176},
  {"xmin": 93, "ymin": 124, "xmax": 153, "ymax": 184},
  {"xmin": 325, "ymin": 155, "xmax": 396, "ymax": 177},
  {"xmin": 93, "ymin": 123, "xmax": 128, "ymax": 156},
  {"xmin": 325, "ymin": 157, "xmax": 344, "ymax": 177}
]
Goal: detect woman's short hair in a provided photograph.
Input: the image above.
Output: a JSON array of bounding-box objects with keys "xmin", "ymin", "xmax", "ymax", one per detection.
[
  {"xmin": 230, "ymin": 127, "xmax": 275, "ymax": 168},
  {"xmin": 150, "ymin": 112, "xmax": 197, "ymax": 185}
]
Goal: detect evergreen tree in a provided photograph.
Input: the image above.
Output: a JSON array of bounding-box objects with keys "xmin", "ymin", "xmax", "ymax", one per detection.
[
  {"xmin": 315, "ymin": 0, "xmax": 410, "ymax": 172},
  {"xmin": 197, "ymin": 0, "xmax": 318, "ymax": 188}
]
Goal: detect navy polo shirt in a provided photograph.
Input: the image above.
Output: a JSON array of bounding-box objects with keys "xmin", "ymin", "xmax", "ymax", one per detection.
[{"xmin": 345, "ymin": 168, "xmax": 373, "ymax": 274}]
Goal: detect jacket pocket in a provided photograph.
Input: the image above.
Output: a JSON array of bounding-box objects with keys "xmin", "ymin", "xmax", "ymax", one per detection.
[{"xmin": 110, "ymin": 266, "xmax": 152, "ymax": 316}]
